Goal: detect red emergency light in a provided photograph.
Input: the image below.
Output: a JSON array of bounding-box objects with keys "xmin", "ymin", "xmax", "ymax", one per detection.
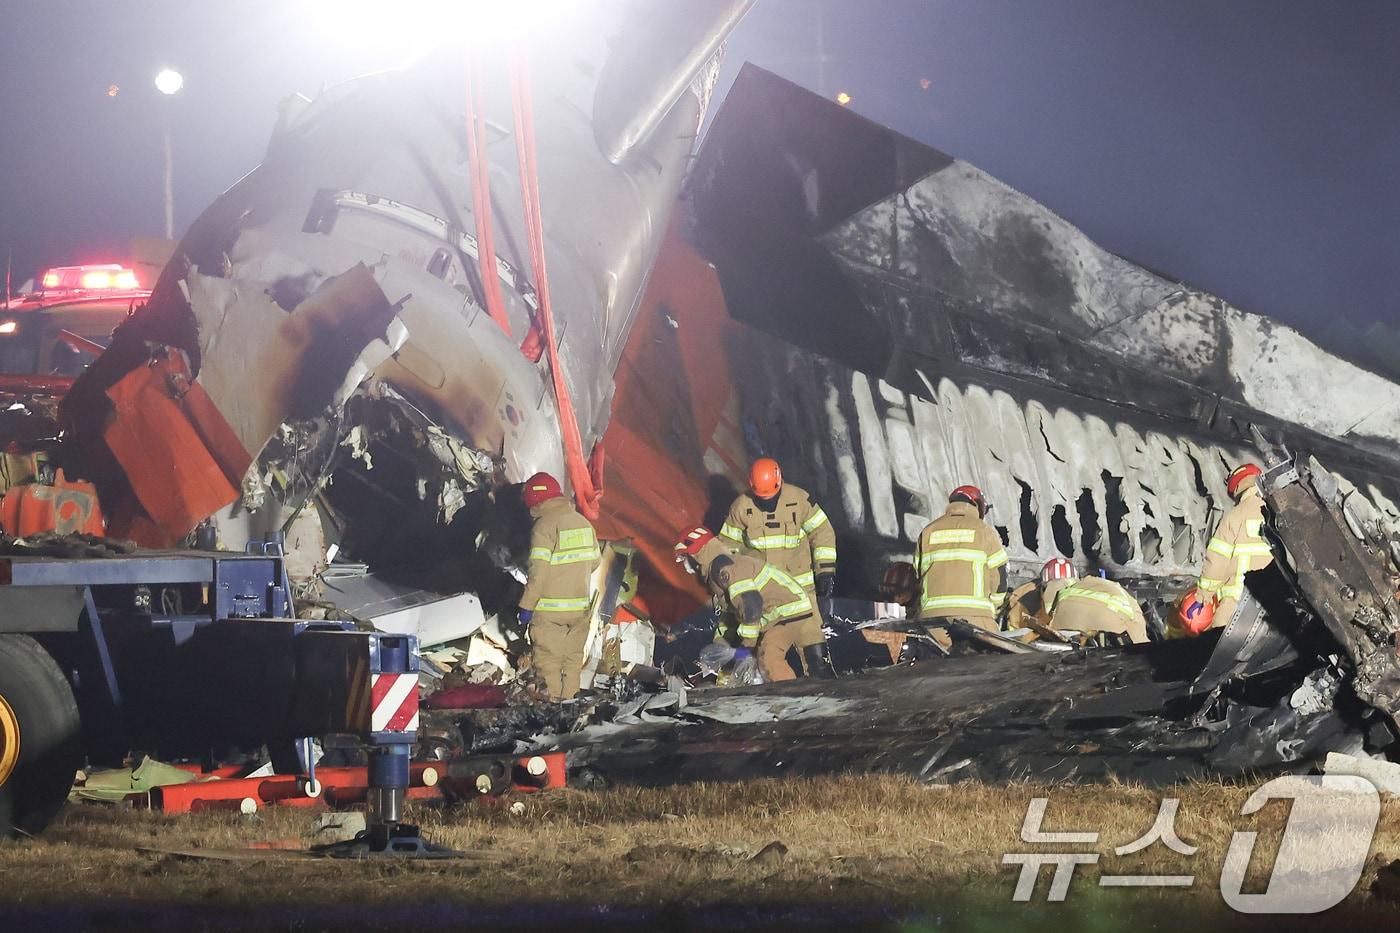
[{"xmin": 38, "ymin": 264, "xmax": 143, "ymax": 295}]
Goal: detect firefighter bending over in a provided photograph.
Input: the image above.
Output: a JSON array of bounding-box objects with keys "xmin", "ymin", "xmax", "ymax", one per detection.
[
  {"xmin": 675, "ymin": 525, "xmax": 826, "ymax": 682},
  {"xmin": 720, "ymin": 458, "xmax": 836, "ymax": 675},
  {"xmin": 1003, "ymin": 556, "xmax": 1072, "ymax": 633},
  {"xmin": 1042, "ymin": 558, "xmax": 1149, "ymax": 644},
  {"xmin": 518, "ymin": 472, "xmax": 601, "ymax": 700},
  {"xmin": 915, "ymin": 485, "xmax": 1008, "ymax": 645}
]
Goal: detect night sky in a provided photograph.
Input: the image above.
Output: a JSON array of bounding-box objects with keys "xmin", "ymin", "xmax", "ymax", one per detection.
[{"xmin": 1, "ymin": 1, "xmax": 1396, "ymax": 343}]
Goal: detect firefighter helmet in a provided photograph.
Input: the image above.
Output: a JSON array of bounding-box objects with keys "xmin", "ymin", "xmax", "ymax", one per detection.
[
  {"xmin": 880, "ymin": 561, "xmax": 919, "ymax": 604},
  {"xmin": 949, "ymin": 484, "xmax": 986, "ymax": 516},
  {"xmin": 1178, "ymin": 588, "xmax": 1216, "ymax": 635},
  {"xmin": 1040, "ymin": 557, "xmax": 1077, "ymax": 583},
  {"xmin": 1227, "ymin": 463, "xmax": 1262, "ymax": 499},
  {"xmin": 674, "ymin": 525, "xmax": 716, "ymax": 560},
  {"xmin": 749, "ymin": 458, "xmax": 783, "ymax": 499},
  {"xmin": 521, "ymin": 472, "xmax": 562, "ymax": 508}
]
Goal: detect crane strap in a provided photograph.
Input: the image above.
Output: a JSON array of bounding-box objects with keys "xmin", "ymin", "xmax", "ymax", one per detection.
[
  {"xmin": 464, "ymin": 54, "xmax": 513, "ymax": 338},
  {"xmin": 508, "ymin": 49, "xmax": 603, "ymax": 519}
]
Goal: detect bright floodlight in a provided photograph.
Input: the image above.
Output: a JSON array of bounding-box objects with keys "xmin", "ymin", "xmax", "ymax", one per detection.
[
  {"xmin": 154, "ymin": 68, "xmax": 184, "ymax": 96},
  {"xmin": 305, "ymin": 0, "xmax": 571, "ymax": 59}
]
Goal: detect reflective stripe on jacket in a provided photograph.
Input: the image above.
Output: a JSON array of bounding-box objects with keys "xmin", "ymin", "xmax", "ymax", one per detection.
[
  {"xmin": 719, "ymin": 482, "xmax": 836, "ymax": 589},
  {"xmin": 1049, "ymin": 577, "xmax": 1148, "ymax": 643},
  {"xmin": 696, "ymin": 537, "xmax": 812, "ymax": 641},
  {"xmin": 914, "ymin": 502, "xmax": 1008, "ymax": 621},
  {"xmin": 1197, "ymin": 485, "xmax": 1273, "ymax": 601},
  {"xmin": 519, "ymin": 497, "xmax": 601, "ymax": 617}
]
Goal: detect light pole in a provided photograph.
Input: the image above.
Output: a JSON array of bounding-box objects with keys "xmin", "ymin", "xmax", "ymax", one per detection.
[{"xmin": 154, "ymin": 68, "xmax": 183, "ymax": 240}]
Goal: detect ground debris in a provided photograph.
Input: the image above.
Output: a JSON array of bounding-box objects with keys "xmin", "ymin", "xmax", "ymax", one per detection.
[
  {"xmin": 749, "ymin": 840, "xmax": 788, "ymax": 868},
  {"xmin": 625, "ymin": 843, "xmax": 732, "ymax": 866}
]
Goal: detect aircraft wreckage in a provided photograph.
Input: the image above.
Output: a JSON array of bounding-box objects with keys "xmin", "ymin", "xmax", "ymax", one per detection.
[
  {"xmin": 445, "ymin": 453, "xmax": 1400, "ymax": 789},
  {"xmin": 40, "ymin": 20, "xmax": 1400, "ymax": 785}
]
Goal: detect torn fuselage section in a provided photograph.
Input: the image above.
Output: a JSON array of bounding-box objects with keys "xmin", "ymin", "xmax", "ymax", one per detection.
[
  {"xmin": 1261, "ymin": 455, "xmax": 1400, "ymax": 716},
  {"xmin": 57, "ymin": 5, "xmax": 753, "ymax": 634}
]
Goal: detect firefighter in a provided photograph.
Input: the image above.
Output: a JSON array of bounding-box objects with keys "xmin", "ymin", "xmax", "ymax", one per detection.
[
  {"xmin": 719, "ymin": 458, "xmax": 836, "ymax": 676},
  {"xmin": 518, "ymin": 472, "xmax": 601, "ymax": 700},
  {"xmin": 1003, "ymin": 556, "xmax": 1075, "ymax": 633},
  {"xmin": 879, "ymin": 560, "xmax": 921, "ymax": 617},
  {"xmin": 1191, "ymin": 463, "xmax": 1274, "ymax": 632},
  {"xmin": 675, "ymin": 525, "xmax": 824, "ymax": 682},
  {"xmin": 914, "ymin": 485, "xmax": 1009, "ymax": 643},
  {"xmin": 1044, "ymin": 560, "xmax": 1149, "ymax": 644}
]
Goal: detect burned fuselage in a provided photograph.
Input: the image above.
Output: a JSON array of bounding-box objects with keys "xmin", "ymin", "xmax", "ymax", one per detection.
[
  {"xmin": 594, "ymin": 65, "xmax": 1400, "ymax": 624},
  {"xmin": 57, "ymin": 2, "xmax": 755, "ymax": 608}
]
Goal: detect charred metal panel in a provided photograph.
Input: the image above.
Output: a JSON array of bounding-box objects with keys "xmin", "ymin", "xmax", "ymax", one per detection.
[
  {"xmin": 688, "ymin": 65, "xmax": 1400, "ymax": 477},
  {"xmin": 1262, "ymin": 458, "xmax": 1400, "ymax": 713},
  {"xmin": 546, "ymin": 631, "xmax": 1356, "ymax": 787}
]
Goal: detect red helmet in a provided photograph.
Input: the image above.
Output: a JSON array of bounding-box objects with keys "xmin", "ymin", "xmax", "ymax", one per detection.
[
  {"xmin": 1178, "ymin": 588, "xmax": 1216, "ymax": 635},
  {"xmin": 1227, "ymin": 464, "xmax": 1262, "ymax": 499},
  {"xmin": 521, "ymin": 472, "xmax": 562, "ymax": 509},
  {"xmin": 674, "ymin": 525, "xmax": 716, "ymax": 560},
  {"xmin": 749, "ymin": 458, "xmax": 783, "ymax": 499},
  {"xmin": 880, "ymin": 561, "xmax": 919, "ymax": 603},
  {"xmin": 949, "ymin": 484, "xmax": 985, "ymax": 515},
  {"xmin": 1041, "ymin": 557, "xmax": 1077, "ymax": 583}
]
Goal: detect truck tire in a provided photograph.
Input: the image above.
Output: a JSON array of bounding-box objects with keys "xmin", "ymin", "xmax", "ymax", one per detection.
[{"xmin": 0, "ymin": 635, "xmax": 83, "ymax": 838}]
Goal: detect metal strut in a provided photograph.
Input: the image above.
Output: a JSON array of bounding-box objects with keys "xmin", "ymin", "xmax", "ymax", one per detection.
[{"xmin": 315, "ymin": 635, "xmax": 459, "ymax": 859}]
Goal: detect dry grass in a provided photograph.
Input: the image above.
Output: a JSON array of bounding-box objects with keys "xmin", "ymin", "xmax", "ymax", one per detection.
[{"xmin": 2, "ymin": 776, "xmax": 1399, "ymax": 928}]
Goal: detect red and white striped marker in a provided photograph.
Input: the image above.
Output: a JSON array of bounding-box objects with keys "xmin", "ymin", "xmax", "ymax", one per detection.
[{"xmin": 370, "ymin": 673, "xmax": 419, "ymax": 733}]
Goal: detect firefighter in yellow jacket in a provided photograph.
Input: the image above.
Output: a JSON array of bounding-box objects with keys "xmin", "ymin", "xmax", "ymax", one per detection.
[
  {"xmin": 675, "ymin": 525, "xmax": 818, "ymax": 682},
  {"xmin": 1189, "ymin": 463, "xmax": 1274, "ymax": 632},
  {"xmin": 915, "ymin": 485, "xmax": 1008, "ymax": 640},
  {"xmin": 720, "ymin": 458, "xmax": 836, "ymax": 675},
  {"xmin": 1003, "ymin": 556, "xmax": 1076, "ymax": 635},
  {"xmin": 518, "ymin": 472, "xmax": 601, "ymax": 699},
  {"xmin": 1043, "ymin": 559, "xmax": 1149, "ymax": 644}
]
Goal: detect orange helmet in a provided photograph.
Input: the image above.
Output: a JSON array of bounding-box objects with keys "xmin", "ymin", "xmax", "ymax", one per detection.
[
  {"xmin": 522, "ymin": 472, "xmax": 562, "ymax": 508},
  {"xmin": 674, "ymin": 525, "xmax": 716, "ymax": 560},
  {"xmin": 1227, "ymin": 464, "xmax": 1262, "ymax": 499},
  {"xmin": 1040, "ymin": 557, "xmax": 1076, "ymax": 583},
  {"xmin": 749, "ymin": 458, "xmax": 783, "ymax": 499},
  {"xmin": 950, "ymin": 484, "xmax": 985, "ymax": 516},
  {"xmin": 1178, "ymin": 588, "xmax": 1215, "ymax": 635}
]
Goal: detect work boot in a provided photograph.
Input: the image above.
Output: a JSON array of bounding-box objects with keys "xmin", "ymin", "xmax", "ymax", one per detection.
[{"xmin": 802, "ymin": 644, "xmax": 835, "ymax": 679}]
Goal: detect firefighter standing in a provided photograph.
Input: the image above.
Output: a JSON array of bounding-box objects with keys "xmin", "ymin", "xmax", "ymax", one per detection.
[
  {"xmin": 518, "ymin": 472, "xmax": 602, "ymax": 700},
  {"xmin": 1043, "ymin": 559, "xmax": 1149, "ymax": 644},
  {"xmin": 915, "ymin": 485, "xmax": 1009, "ymax": 643},
  {"xmin": 1185, "ymin": 463, "xmax": 1274, "ymax": 633},
  {"xmin": 675, "ymin": 525, "xmax": 824, "ymax": 682},
  {"xmin": 720, "ymin": 458, "xmax": 836, "ymax": 676}
]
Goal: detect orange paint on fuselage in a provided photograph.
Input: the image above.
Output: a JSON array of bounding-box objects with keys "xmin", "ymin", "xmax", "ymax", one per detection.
[{"xmin": 594, "ymin": 220, "xmax": 752, "ymax": 625}]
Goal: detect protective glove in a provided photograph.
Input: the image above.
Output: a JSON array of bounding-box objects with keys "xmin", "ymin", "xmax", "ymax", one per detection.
[
  {"xmin": 733, "ymin": 647, "xmax": 753, "ymax": 662},
  {"xmin": 517, "ymin": 608, "xmax": 533, "ymax": 626},
  {"xmin": 815, "ymin": 573, "xmax": 836, "ymax": 599}
]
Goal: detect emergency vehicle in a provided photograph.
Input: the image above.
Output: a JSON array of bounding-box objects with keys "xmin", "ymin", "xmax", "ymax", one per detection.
[{"xmin": 0, "ymin": 263, "xmax": 147, "ymax": 395}]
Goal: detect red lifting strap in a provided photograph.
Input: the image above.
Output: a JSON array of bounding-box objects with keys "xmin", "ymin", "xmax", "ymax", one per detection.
[
  {"xmin": 464, "ymin": 54, "xmax": 513, "ymax": 338},
  {"xmin": 509, "ymin": 49, "xmax": 602, "ymax": 519}
]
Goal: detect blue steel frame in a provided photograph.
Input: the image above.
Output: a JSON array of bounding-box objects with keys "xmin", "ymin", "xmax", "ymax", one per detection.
[{"xmin": 7, "ymin": 549, "xmax": 419, "ymax": 814}]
